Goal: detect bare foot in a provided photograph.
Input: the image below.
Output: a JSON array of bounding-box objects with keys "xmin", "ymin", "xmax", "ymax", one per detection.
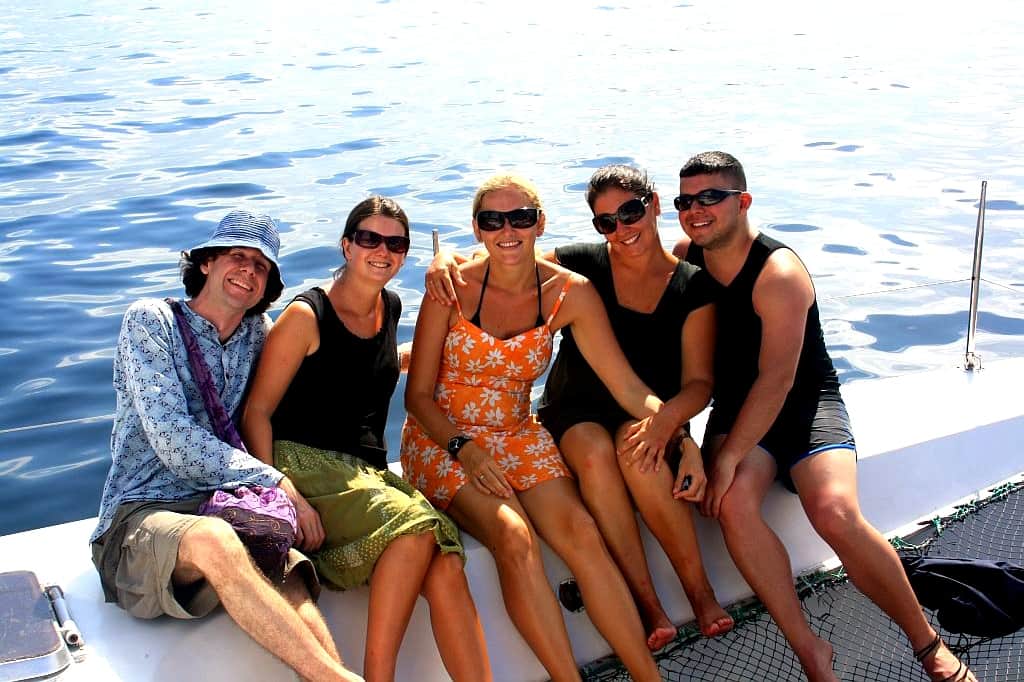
[
  {"xmin": 918, "ymin": 636, "xmax": 976, "ymax": 682},
  {"xmin": 637, "ymin": 604, "xmax": 677, "ymax": 651},
  {"xmin": 692, "ymin": 594, "xmax": 734, "ymax": 638},
  {"xmin": 646, "ymin": 623, "xmax": 677, "ymax": 651},
  {"xmin": 794, "ymin": 636, "xmax": 836, "ymax": 682}
]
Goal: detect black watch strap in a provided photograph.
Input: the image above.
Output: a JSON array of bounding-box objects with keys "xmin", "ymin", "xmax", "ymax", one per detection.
[{"xmin": 446, "ymin": 435, "xmax": 472, "ymax": 459}]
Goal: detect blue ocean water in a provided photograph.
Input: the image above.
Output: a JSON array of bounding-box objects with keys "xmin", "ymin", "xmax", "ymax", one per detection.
[{"xmin": 1, "ymin": 1, "xmax": 1022, "ymax": 537}]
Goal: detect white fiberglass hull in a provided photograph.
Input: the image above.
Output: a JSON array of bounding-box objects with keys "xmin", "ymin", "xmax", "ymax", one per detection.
[{"xmin": 3, "ymin": 358, "xmax": 1023, "ymax": 681}]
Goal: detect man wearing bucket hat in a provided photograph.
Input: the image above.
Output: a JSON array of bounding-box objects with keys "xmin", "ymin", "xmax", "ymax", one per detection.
[{"xmin": 90, "ymin": 210, "xmax": 362, "ymax": 681}]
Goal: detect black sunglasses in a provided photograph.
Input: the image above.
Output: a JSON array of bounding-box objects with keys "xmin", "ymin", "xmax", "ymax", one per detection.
[
  {"xmin": 592, "ymin": 196, "xmax": 649, "ymax": 235},
  {"xmin": 673, "ymin": 188, "xmax": 742, "ymax": 211},
  {"xmin": 350, "ymin": 228, "xmax": 410, "ymax": 254},
  {"xmin": 475, "ymin": 207, "xmax": 541, "ymax": 232}
]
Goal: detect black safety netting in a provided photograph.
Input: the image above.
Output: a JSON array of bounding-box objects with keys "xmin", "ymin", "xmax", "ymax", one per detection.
[{"xmin": 582, "ymin": 478, "xmax": 1023, "ymax": 681}]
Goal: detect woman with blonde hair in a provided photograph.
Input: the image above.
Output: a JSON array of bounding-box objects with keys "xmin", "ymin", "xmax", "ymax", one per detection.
[
  {"xmin": 428, "ymin": 166, "xmax": 733, "ymax": 651},
  {"xmin": 402, "ymin": 175, "xmax": 664, "ymax": 681}
]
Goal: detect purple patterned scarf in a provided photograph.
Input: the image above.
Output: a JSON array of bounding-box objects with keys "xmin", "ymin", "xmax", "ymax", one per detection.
[{"xmin": 167, "ymin": 299, "xmax": 297, "ymax": 582}]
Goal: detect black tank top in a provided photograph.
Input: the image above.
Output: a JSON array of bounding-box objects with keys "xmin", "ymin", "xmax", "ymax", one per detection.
[
  {"xmin": 684, "ymin": 233, "xmax": 838, "ymax": 417},
  {"xmin": 270, "ymin": 286, "xmax": 400, "ymax": 469},
  {"xmin": 538, "ymin": 242, "xmax": 719, "ymax": 415}
]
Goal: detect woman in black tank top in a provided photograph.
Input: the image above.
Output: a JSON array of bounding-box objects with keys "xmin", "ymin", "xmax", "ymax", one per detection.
[{"xmin": 242, "ymin": 197, "xmax": 492, "ymax": 681}]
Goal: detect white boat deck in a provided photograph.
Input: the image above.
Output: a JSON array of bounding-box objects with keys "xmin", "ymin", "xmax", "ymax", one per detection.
[{"xmin": 3, "ymin": 357, "xmax": 1023, "ymax": 681}]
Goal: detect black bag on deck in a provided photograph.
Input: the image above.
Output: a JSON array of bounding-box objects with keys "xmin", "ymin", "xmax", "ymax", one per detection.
[{"xmin": 901, "ymin": 555, "xmax": 1024, "ymax": 639}]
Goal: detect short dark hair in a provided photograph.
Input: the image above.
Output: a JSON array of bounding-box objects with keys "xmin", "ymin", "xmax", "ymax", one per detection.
[
  {"xmin": 679, "ymin": 151, "xmax": 747, "ymax": 191},
  {"xmin": 179, "ymin": 247, "xmax": 283, "ymax": 316},
  {"xmin": 586, "ymin": 165, "xmax": 656, "ymax": 211}
]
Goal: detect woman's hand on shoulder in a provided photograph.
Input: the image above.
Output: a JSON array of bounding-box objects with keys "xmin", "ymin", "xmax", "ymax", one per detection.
[{"xmin": 458, "ymin": 441, "xmax": 512, "ymax": 498}]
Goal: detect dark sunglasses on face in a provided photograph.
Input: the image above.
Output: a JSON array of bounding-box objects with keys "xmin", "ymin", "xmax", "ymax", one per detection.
[
  {"xmin": 351, "ymin": 228, "xmax": 410, "ymax": 254},
  {"xmin": 673, "ymin": 188, "xmax": 742, "ymax": 212},
  {"xmin": 591, "ymin": 196, "xmax": 650, "ymax": 235},
  {"xmin": 475, "ymin": 207, "xmax": 542, "ymax": 232}
]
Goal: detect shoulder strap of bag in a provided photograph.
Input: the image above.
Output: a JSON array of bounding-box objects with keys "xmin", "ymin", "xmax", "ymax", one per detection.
[{"xmin": 165, "ymin": 298, "xmax": 247, "ymax": 452}]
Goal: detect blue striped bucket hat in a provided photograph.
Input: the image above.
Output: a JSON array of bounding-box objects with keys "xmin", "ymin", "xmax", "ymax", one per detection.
[{"xmin": 190, "ymin": 209, "xmax": 284, "ymax": 288}]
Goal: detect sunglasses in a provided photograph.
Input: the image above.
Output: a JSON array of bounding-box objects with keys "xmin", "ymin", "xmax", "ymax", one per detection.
[
  {"xmin": 350, "ymin": 228, "xmax": 410, "ymax": 254},
  {"xmin": 592, "ymin": 196, "xmax": 649, "ymax": 235},
  {"xmin": 475, "ymin": 207, "xmax": 542, "ymax": 232},
  {"xmin": 673, "ymin": 188, "xmax": 742, "ymax": 211}
]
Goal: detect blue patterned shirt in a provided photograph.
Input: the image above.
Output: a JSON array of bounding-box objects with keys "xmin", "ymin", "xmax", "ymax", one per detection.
[{"xmin": 90, "ymin": 298, "xmax": 283, "ymax": 543}]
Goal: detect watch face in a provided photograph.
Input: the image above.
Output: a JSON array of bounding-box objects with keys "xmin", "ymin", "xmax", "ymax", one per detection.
[{"xmin": 447, "ymin": 435, "xmax": 470, "ymax": 456}]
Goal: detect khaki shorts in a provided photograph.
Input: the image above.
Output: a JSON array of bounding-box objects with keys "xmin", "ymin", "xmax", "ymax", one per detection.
[{"xmin": 91, "ymin": 497, "xmax": 319, "ymax": 620}]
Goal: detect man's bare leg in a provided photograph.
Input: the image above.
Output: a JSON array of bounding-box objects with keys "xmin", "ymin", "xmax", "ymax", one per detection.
[
  {"xmin": 712, "ymin": 444, "xmax": 836, "ymax": 682},
  {"xmin": 175, "ymin": 518, "xmax": 362, "ymax": 681},
  {"xmin": 792, "ymin": 450, "xmax": 976, "ymax": 682},
  {"xmin": 279, "ymin": 569, "xmax": 341, "ymax": 664},
  {"xmin": 560, "ymin": 423, "xmax": 675, "ymax": 650}
]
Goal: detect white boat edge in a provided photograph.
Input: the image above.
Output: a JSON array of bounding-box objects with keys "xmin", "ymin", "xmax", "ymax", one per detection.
[{"xmin": 2, "ymin": 356, "xmax": 1023, "ymax": 681}]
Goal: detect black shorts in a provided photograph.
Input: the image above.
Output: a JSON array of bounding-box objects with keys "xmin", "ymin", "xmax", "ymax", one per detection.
[
  {"xmin": 706, "ymin": 392, "xmax": 856, "ymax": 493},
  {"xmin": 538, "ymin": 404, "xmax": 686, "ymax": 473},
  {"xmin": 537, "ymin": 402, "xmax": 631, "ymax": 447}
]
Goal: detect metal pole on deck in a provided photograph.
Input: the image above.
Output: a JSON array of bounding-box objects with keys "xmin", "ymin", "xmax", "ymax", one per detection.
[
  {"xmin": 432, "ymin": 228, "xmax": 439, "ymax": 256},
  {"xmin": 964, "ymin": 180, "xmax": 987, "ymax": 371}
]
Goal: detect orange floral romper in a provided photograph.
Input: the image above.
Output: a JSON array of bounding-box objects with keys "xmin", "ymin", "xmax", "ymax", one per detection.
[{"xmin": 401, "ymin": 271, "xmax": 573, "ymax": 510}]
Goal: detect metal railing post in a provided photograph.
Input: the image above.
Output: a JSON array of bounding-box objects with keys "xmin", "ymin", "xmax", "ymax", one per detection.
[{"xmin": 964, "ymin": 180, "xmax": 987, "ymax": 371}]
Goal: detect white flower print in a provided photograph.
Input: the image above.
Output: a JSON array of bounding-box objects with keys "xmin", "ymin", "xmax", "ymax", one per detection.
[
  {"xmin": 484, "ymin": 405, "xmax": 506, "ymax": 426},
  {"xmin": 524, "ymin": 442, "xmax": 548, "ymax": 457},
  {"xmin": 436, "ymin": 458, "xmax": 453, "ymax": 479},
  {"xmin": 481, "ymin": 434, "xmax": 506, "ymax": 457},
  {"xmin": 484, "ymin": 348, "xmax": 506, "ymax": 368},
  {"xmin": 461, "ymin": 401, "xmax": 481, "ymax": 422},
  {"xmin": 480, "ymin": 387, "xmax": 501, "ymax": 407},
  {"xmin": 498, "ymin": 452, "xmax": 522, "ymax": 470}
]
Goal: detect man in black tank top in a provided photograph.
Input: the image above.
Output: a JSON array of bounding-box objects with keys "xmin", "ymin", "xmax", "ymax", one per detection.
[{"xmin": 671, "ymin": 152, "xmax": 974, "ymax": 682}]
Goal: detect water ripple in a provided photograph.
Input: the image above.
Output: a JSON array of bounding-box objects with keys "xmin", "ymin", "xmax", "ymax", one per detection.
[
  {"xmin": 37, "ymin": 93, "xmax": 114, "ymax": 104},
  {"xmin": 0, "ymin": 159, "xmax": 103, "ymax": 182},
  {"xmin": 162, "ymin": 139, "xmax": 382, "ymax": 175},
  {"xmin": 0, "ymin": 130, "xmax": 111, "ymax": 150},
  {"xmin": 571, "ymin": 156, "xmax": 635, "ymax": 168},
  {"xmin": 317, "ymin": 172, "xmax": 360, "ymax": 186}
]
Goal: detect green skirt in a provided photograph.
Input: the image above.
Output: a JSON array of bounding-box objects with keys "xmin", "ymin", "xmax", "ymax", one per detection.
[{"xmin": 274, "ymin": 439, "xmax": 464, "ymax": 590}]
